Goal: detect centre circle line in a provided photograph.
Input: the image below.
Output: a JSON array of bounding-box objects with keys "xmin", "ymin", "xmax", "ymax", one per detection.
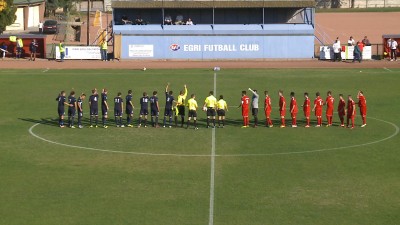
[{"xmin": 28, "ymin": 116, "xmax": 399, "ymax": 157}]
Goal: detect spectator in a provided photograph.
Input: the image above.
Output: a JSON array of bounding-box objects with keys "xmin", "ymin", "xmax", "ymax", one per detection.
[
  {"xmin": 353, "ymin": 41, "xmax": 362, "ymax": 63},
  {"xmin": 332, "ymin": 40, "xmax": 341, "ymax": 62},
  {"xmin": 175, "ymin": 14, "xmax": 184, "ymax": 25},
  {"xmin": 362, "ymin": 36, "xmax": 371, "ymax": 46},
  {"xmin": 335, "ymin": 37, "xmax": 341, "ymax": 46},
  {"xmin": 121, "ymin": 15, "xmax": 132, "ymax": 25},
  {"xmin": 135, "ymin": 16, "xmax": 144, "ymax": 25},
  {"xmin": 16, "ymin": 37, "xmax": 23, "ymax": 59},
  {"xmin": 164, "ymin": 15, "xmax": 172, "ymax": 25},
  {"xmin": 347, "ymin": 36, "xmax": 355, "ymax": 46},
  {"xmin": 186, "ymin": 18, "xmax": 193, "ymax": 25},
  {"xmin": 357, "ymin": 40, "xmax": 364, "ymax": 60},
  {"xmin": 389, "ymin": 38, "xmax": 398, "ymax": 61},
  {"xmin": 1, "ymin": 42, "xmax": 7, "ymax": 60},
  {"xmin": 38, "ymin": 21, "xmax": 43, "ymax": 33},
  {"xmin": 29, "ymin": 39, "xmax": 38, "ymax": 61}
]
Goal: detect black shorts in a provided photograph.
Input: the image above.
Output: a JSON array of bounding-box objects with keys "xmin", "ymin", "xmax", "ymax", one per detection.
[
  {"xmin": 164, "ymin": 108, "xmax": 173, "ymax": 117},
  {"xmin": 217, "ymin": 109, "xmax": 226, "ymax": 116},
  {"xmin": 151, "ymin": 108, "xmax": 159, "ymax": 116},
  {"xmin": 102, "ymin": 107, "xmax": 108, "ymax": 116},
  {"xmin": 114, "ymin": 109, "xmax": 122, "ymax": 116},
  {"xmin": 126, "ymin": 106, "xmax": 133, "ymax": 115},
  {"xmin": 140, "ymin": 108, "xmax": 148, "ymax": 115},
  {"xmin": 207, "ymin": 108, "xmax": 216, "ymax": 117},
  {"xmin": 178, "ymin": 105, "xmax": 185, "ymax": 116},
  {"xmin": 252, "ymin": 108, "xmax": 259, "ymax": 116},
  {"xmin": 188, "ymin": 110, "xmax": 197, "ymax": 118},
  {"xmin": 90, "ymin": 108, "xmax": 98, "ymax": 116},
  {"xmin": 58, "ymin": 108, "xmax": 65, "ymax": 116},
  {"xmin": 68, "ymin": 109, "xmax": 76, "ymax": 117}
]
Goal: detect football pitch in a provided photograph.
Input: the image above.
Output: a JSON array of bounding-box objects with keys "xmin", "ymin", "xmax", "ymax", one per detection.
[{"xmin": 1, "ymin": 68, "xmax": 399, "ymax": 225}]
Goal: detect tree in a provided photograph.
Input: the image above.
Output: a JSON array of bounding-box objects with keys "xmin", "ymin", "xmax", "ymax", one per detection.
[{"xmin": 0, "ymin": 0, "xmax": 17, "ymax": 34}]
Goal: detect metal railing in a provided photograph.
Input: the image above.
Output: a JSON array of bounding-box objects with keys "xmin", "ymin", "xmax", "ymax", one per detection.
[{"xmin": 314, "ymin": 43, "xmax": 385, "ymax": 59}]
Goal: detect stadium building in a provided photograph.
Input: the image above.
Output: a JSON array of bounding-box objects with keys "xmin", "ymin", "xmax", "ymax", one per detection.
[{"xmin": 111, "ymin": 0, "xmax": 315, "ymax": 60}]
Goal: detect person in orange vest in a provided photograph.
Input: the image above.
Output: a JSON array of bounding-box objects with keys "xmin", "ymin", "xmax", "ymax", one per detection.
[{"xmin": 16, "ymin": 37, "xmax": 23, "ymax": 59}]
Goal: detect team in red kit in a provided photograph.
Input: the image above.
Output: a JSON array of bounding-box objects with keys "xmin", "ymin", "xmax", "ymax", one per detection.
[{"xmin": 239, "ymin": 89, "xmax": 367, "ymax": 129}]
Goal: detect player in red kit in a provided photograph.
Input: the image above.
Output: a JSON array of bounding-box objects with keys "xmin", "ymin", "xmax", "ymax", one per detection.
[
  {"xmin": 264, "ymin": 91, "xmax": 273, "ymax": 127},
  {"xmin": 357, "ymin": 90, "xmax": 367, "ymax": 127},
  {"xmin": 238, "ymin": 90, "xmax": 250, "ymax": 128},
  {"xmin": 337, "ymin": 94, "xmax": 346, "ymax": 127},
  {"xmin": 325, "ymin": 91, "xmax": 334, "ymax": 127},
  {"xmin": 347, "ymin": 95, "xmax": 356, "ymax": 129},
  {"xmin": 290, "ymin": 92, "xmax": 298, "ymax": 127},
  {"xmin": 312, "ymin": 92, "xmax": 324, "ymax": 127},
  {"xmin": 278, "ymin": 90, "xmax": 286, "ymax": 128},
  {"xmin": 302, "ymin": 92, "xmax": 311, "ymax": 128}
]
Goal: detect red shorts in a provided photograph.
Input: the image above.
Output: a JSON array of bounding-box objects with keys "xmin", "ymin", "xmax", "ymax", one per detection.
[
  {"xmin": 315, "ymin": 108, "xmax": 322, "ymax": 117},
  {"xmin": 265, "ymin": 109, "xmax": 271, "ymax": 117},
  {"xmin": 242, "ymin": 108, "xmax": 249, "ymax": 117},
  {"xmin": 359, "ymin": 107, "xmax": 367, "ymax": 116},
  {"xmin": 280, "ymin": 110, "xmax": 286, "ymax": 117},
  {"xmin": 304, "ymin": 110, "xmax": 310, "ymax": 117},
  {"xmin": 326, "ymin": 108, "xmax": 333, "ymax": 116}
]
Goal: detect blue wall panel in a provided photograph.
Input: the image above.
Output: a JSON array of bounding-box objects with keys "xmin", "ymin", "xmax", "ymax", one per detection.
[{"xmin": 120, "ymin": 35, "xmax": 314, "ymax": 59}]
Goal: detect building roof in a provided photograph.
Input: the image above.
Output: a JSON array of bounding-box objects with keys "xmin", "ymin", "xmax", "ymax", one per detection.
[
  {"xmin": 13, "ymin": 0, "xmax": 45, "ymax": 6},
  {"xmin": 111, "ymin": 0, "xmax": 315, "ymax": 9}
]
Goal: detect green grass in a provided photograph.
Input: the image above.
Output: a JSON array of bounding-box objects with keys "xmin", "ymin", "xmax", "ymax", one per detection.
[
  {"xmin": 0, "ymin": 68, "xmax": 400, "ymax": 225},
  {"xmin": 316, "ymin": 7, "xmax": 400, "ymax": 13}
]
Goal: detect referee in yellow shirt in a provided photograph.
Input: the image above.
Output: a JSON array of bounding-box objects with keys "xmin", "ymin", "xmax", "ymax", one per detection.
[
  {"xmin": 217, "ymin": 95, "xmax": 228, "ymax": 128},
  {"xmin": 176, "ymin": 84, "xmax": 188, "ymax": 127},
  {"xmin": 186, "ymin": 94, "xmax": 198, "ymax": 129},
  {"xmin": 203, "ymin": 91, "xmax": 217, "ymax": 128}
]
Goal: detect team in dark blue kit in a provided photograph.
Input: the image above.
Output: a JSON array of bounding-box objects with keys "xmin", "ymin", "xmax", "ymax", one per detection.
[
  {"xmin": 149, "ymin": 91, "xmax": 160, "ymax": 127},
  {"xmin": 126, "ymin": 90, "xmax": 134, "ymax": 127},
  {"xmin": 163, "ymin": 83, "xmax": 175, "ymax": 128},
  {"xmin": 67, "ymin": 91, "xmax": 77, "ymax": 128},
  {"xmin": 138, "ymin": 92, "xmax": 149, "ymax": 128},
  {"xmin": 114, "ymin": 92, "xmax": 124, "ymax": 127},
  {"xmin": 89, "ymin": 89, "xmax": 99, "ymax": 127},
  {"xmin": 101, "ymin": 89, "xmax": 109, "ymax": 128},
  {"xmin": 77, "ymin": 93, "xmax": 86, "ymax": 129}
]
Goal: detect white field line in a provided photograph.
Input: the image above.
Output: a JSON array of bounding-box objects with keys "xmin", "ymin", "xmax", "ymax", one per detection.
[
  {"xmin": 29, "ymin": 116, "xmax": 398, "ymax": 157},
  {"xmin": 383, "ymin": 67, "xmax": 393, "ymax": 72},
  {"xmin": 209, "ymin": 72, "xmax": 217, "ymax": 225}
]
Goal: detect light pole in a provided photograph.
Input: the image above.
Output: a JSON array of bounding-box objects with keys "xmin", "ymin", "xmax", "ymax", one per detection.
[{"xmin": 87, "ymin": 0, "xmax": 90, "ymax": 45}]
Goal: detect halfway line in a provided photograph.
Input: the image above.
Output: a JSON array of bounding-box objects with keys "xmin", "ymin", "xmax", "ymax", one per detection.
[{"xmin": 209, "ymin": 72, "xmax": 217, "ymax": 225}]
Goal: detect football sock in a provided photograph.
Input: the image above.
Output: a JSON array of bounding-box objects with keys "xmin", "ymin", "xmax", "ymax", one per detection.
[
  {"xmin": 102, "ymin": 117, "xmax": 106, "ymax": 126},
  {"xmin": 155, "ymin": 116, "xmax": 159, "ymax": 126},
  {"xmin": 294, "ymin": 118, "xmax": 296, "ymax": 125},
  {"xmin": 181, "ymin": 117, "xmax": 184, "ymax": 127},
  {"xmin": 90, "ymin": 116, "xmax": 93, "ymax": 125},
  {"xmin": 58, "ymin": 118, "xmax": 61, "ymax": 126},
  {"xmin": 194, "ymin": 120, "xmax": 197, "ymax": 127},
  {"xmin": 115, "ymin": 117, "xmax": 118, "ymax": 126},
  {"xmin": 127, "ymin": 116, "xmax": 130, "ymax": 125},
  {"xmin": 119, "ymin": 117, "xmax": 122, "ymax": 126},
  {"xmin": 218, "ymin": 119, "xmax": 221, "ymax": 126},
  {"xmin": 95, "ymin": 117, "xmax": 98, "ymax": 125},
  {"xmin": 70, "ymin": 116, "xmax": 74, "ymax": 126},
  {"xmin": 163, "ymin": 117, "xmax": 166, "ymax": 126},
  {"xmin": 362, "ymin": 117, "xmax": 366, "ymax": 124},
  {"xmin": 175, "ymin": 117, "xmax": 178, "ymax": 126},
  {"xmin": 78, "ymin": 116, "xmax": 81, "ymax": 126},
  {"xmin": 254, "ymin": 116, "xmax": 258, "ymax": 126},
  {"xmin": 144, "ymin": 119, "xmax": 147, "ymax": 126},
  {"xmin": 222, "ymin": 119, "xmax": 225, "ymax": 126},
  {"xmin": 246, "ymin": 117, "xmax": 250, "ymax": 126},
  {"xmin": 169, "ymin": 117, "xmax": 172, "ymax": 126},
  {"xmin": 243, "ymin": 117, "xmax": 246, "ymax": 126},
  {"xmin": 151, "ymin": 117, "xmax": 154, "ymax": 126},
  {"xmin": 138, "ymin": 117, "xmax": 142, "ymax": 126},
  {"xmin": 212, "ymin": 119, "xmax": 215, "ymax": 126},
  {"xmin": 281, "ymin": 118, "xmax": 285, "ymax": 126},
  {"xmin": 187, "ymin": 120, "xmax": 190, "ymax": 128},
  {"xmin": 207, "ymin": 118, "xmax": 210, "ymax": 127},
  {"xmin": 307, "ymin": 118, "xmax": 310, "ymax": 126}
]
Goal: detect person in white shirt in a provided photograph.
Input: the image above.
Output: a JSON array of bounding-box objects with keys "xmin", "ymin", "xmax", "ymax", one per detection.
[
  {"xmin": 38, "ymin": 21, "xmax": 43, "ymax": 33},
  {"xmin": 186, "ymin": 18, "xmax": 193, "ymax": 25},
  {"xmin": 332, "ymin": 40, "xmax": 341, "ymax": 62},
  {"xmin": 389, "ymin": 39, "xmax": 398, "ymax": 61},
  {"xmin": 347, "ymin": 36, "xmax": 355, "ymax": 46},
  {"xmin": 335, "ymin": 37, "xmax": 341, "ymax": 46}
]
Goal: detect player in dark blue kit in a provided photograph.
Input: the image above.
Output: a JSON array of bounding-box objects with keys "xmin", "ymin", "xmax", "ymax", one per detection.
[
  {"xmin": 101, "ymin": 88, "xmax": 109, "ymax": 128},
  {"xmin": 138, "ymin": 92, "xmax": 149, "ymax": 128},
  {"xmin": 56, "ymin": 90, "xmax": 70, "ymax": 128},
  {"xmin": 77, "ymin": 93, "xmax": 86, "ymax": 128},
  {"xmin": 126, "ymin": 90, "xmax": 134, "ymax": 127},
  {"xmin": 67, "ymin": 91, "xmax": 77, "ymax": 128},
  {"xmin": 150, "ymin": 91, "xmax": 160, "ymax": 127},
  {"xmin": 163, "ymin": 83, "xmax": 175, "ymax": 128},
  {"xmin": 114, "ymin": 92, "xmax": 124, "ymax": 127},
  {"xmin": 88, "ymin": 88, "xmax": 99, "ymax": 128}
]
